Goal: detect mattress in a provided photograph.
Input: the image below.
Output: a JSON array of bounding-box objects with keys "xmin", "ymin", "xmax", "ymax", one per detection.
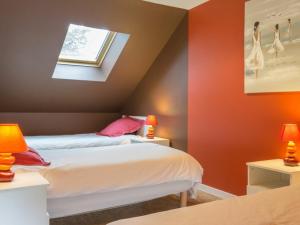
[
  {"xmin": 16, "ymin": 143, "xmax": 203, "ymax": 199},
  {"xmin": 108, "ymin": 185, "xmax": 300, "ymax": 225},
  {"xmin": 25, "ymin": 133, "xmax": 138, "ymax": 150}
]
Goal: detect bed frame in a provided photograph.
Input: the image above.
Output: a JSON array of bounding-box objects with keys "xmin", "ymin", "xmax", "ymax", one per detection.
[
  {"xmin": 47, "ymin": 181, "xmax": 191, "ymax": 218},
  {"xmin": 180, "ymin": 191, "xmax": 188, "ymax": 207}
]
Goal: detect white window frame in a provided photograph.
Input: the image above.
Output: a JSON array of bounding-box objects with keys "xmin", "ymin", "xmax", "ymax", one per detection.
[{"xmin": 58, "ymin": 29, "xmax": 116, "ymax": 67}]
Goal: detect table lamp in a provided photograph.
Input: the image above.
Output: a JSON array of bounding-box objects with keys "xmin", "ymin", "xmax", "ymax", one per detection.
[
  {"xmin": 0, "ymin": 124, "xmax": 28, "ymax": 182},
  {"xmin": 281, "ymin": 124, "xmax": 300, "ymax": 167},
  {"xmin": 145, "ymin": 115, "xmax": 158, "ymax": 139}
]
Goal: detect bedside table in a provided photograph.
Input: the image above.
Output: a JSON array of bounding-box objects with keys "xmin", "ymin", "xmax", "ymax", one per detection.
[
  {"xmin": 132, "ymin": 136, "xmax": 170, "ymax": 146},
  {"xmin": 246, "ymin": 159, "xmax": 300, "ymax": 195},
  {"xmin": 0, "ymin": 172, "xmax": 49, "ymax": 225}
]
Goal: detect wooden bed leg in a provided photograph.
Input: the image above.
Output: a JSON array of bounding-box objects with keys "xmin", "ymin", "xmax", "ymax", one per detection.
[{"xmin": 180, "ymin": 191, "xmax": 188, "ymax": 207}]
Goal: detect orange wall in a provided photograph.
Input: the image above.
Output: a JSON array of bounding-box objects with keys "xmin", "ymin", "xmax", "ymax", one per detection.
[{"xmin": 188, "ymin": 0, "xmax": 300, "ymax": 195}]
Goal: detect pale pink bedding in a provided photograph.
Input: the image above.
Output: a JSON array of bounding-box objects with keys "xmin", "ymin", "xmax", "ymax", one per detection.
[{"xmin": 108, "ymin": 185, "xmax": 300, "ymax": 225}]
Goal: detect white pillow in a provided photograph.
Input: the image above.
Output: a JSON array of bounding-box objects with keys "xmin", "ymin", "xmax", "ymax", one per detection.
[{"xmin": 128, "ymin": 115, "xmax": 148, "ymax": 137}]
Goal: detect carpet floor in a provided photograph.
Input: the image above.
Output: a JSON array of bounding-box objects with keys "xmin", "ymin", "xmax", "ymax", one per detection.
[{"xmin": 50, "ymin": 193, "xmax": 218, "ymax": 225}]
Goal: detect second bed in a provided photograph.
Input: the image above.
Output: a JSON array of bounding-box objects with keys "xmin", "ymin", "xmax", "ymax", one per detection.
[{"xmin": 16, "ymin": 134, "xmax": 203, "ymax": 218}]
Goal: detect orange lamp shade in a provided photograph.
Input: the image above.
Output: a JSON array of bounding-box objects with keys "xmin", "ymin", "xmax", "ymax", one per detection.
[
  {"xmin": 281, "ymin": 124, "xmax": 300, "ymax": 142},
  {"xmin": 0, "ymin": 124, "xmax": 28, "ymax": 153},
  {"xmin": 145, "ymin": 115, "xmax": 158, "ymax": 126}
]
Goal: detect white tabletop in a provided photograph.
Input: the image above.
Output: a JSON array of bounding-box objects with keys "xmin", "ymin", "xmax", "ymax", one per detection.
[
  {"xmin": 0, "ymin": 172, "xmax": 48, "ymax": 191},
  {"xmin": 133, "ymin": 136, "xmax": 168, "ymax": 142},
  {"xmin": 247, "ymin": 159, "xmax": 300, "ymax": 174}
]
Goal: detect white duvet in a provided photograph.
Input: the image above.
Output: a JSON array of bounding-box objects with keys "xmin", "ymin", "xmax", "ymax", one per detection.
[
  {"xmin": 25, "ymin": 133, "xmax": 137, "ymax": 150},
  {"xmin": 108, "ymin": 185, "xmax": 300, "ymax": 225},
  {"xmin": 16, "ymin": 143, "xmax": 203, "ymax": 199}
]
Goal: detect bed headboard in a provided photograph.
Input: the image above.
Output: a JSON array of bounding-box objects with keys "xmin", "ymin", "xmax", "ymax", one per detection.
[{"xmin": 0, "ymin": 113, "xmax": 120, "ymax": 136}]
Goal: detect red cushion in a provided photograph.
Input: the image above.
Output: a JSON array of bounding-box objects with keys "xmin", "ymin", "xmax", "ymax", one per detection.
[
  {"xmin": 97, "ymin": 117, "xmax": 144, "ymax": 137},
  {"xmin": 13, "ymin": 147, "xmax": 50, "ymax": 166}
]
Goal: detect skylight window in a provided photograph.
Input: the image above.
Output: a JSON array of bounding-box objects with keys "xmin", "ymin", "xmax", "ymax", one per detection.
[{"xmin": 58, "ymin": 24, "xmax": 116, "ymax": 67}]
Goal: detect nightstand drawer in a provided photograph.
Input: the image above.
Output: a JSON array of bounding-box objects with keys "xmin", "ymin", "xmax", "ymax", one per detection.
[
  {"xmin": 247, "ymin": 159, "xmax": 300, "ymax": 195},
  {"xmin": 0, "ymin": 172, "xmax": 49, "ymax": 225},
  {"xmin": 131, "ymin": 137, "xmax": 170, "ymax": 146},
  {"xmin": 248, "ymin": 166, "xmax": 290, "ymax": 187},
  {"xmin": 247, "ymin": 185, "xmax": 272, "ymax": 195}
]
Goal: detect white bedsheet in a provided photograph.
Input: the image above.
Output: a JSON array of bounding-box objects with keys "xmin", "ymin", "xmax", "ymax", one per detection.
[
  {"xmin": 16, "ymin": 143, "xmax": 203, "ymax": 199},
  {"xmin": 25, "ymin": 133, "xmax": 137, "ymax": 150}
]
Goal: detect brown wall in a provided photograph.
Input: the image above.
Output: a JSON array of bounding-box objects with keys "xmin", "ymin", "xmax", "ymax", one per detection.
[
  {"xmin": 0, "ymin": 113, "xmax": 120, "ymax": 136},
  {"xmin": 0, "ymin": 1, "xmax": 187, "ymax": 136},
  {"xmin": 123, "ymin": 16, "xmax": 188, "ymax": 151},
  {"xmin": 0, "ymin": 0, "xmax": 185, "ymax": 113}
]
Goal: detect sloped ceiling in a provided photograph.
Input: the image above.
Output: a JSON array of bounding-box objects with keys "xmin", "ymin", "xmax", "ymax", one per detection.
[
  {"xmin": 143, "ymin": 0, "xmax": 209, "ymax": 10},
  {"xmin": 0, "ymin": 0, "xmax": 186, "ymax": 112}
]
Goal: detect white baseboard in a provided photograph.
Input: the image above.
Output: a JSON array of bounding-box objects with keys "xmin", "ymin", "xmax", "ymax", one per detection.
[{"xmin": 195, "ymin": 183, "xmax": 236, "ymax": 199}]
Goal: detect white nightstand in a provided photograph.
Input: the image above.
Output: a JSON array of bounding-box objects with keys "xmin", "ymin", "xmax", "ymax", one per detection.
[
  {"xmin": 0, "ymin": 172, "xmax": 49, "ymax": 225},
  {"xmin": 132, "ymin": 136, "xmax": 170, "ymax": 146},
  {"xmin": 247, "ymin": 159, "xmax": 300, "ymax": 195}
]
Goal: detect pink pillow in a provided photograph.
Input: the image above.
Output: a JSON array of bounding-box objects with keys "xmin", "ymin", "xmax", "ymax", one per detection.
[
  {"xmin": 13, "ymin": 147, "xmax": 50, "ymax": 166},
  {"xmin": 97, "ymin": 117, "xmax": 144, "ymax": 137}
]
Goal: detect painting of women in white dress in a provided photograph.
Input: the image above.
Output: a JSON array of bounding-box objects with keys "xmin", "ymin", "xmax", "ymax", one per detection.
[
  {"xmin": 246, "ymin": 22, "xmax": 264, "ymax": 78},
  {"xmin": 268, "ymin": 24, "xmax": 284, "ymax": 57},
  {"xmin": 245, "ymin": 0, "xmax": 300, "ymax": 93}
]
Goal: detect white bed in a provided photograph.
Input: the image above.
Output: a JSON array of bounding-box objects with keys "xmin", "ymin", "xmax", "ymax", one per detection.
[
  {"xmin": 108, "ymin": 184, "xmax": 300, "ymax": 225},
  {"xmin": 17, "ymin": 136, "xmax": 203, "ymax": 218}
]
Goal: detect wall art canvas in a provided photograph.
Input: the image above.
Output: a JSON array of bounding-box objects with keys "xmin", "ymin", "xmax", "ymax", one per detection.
[{"xmin": 244, "ymin": 0, "xmax": 300, "ymax": 93}]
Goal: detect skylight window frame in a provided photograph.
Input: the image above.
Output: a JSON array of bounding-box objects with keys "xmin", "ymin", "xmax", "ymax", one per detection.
[{"xmin": 58, "ymin": 30, "xmax": 117, "ymax": 68}]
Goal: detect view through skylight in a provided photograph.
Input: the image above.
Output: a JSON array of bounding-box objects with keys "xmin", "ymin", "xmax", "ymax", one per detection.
[{"xmin": 58, "ymin": 24, "xmax": 115, "ymax": 66}]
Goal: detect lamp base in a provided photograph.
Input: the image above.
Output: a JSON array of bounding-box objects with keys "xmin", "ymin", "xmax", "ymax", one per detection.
[
  {"xmin": 284, "ymin": 158, "xmax": 299, "ymax": 167},
  {"xmin": 146, "ymin": 126, "xmax": 155, "ymax": 139},
  {"xmin": 0, "ymin": 170, "xmax": 15, "ymax": 182},
  {"xmin": 0, "ymin": 153, "xmax": 15, "ymax": 182},
  {"xmin": 284, "ymin": 141, "xmax": 299, "ymax": 167}
]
